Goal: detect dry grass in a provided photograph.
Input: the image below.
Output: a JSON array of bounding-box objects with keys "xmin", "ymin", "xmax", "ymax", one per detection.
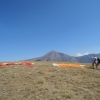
[{"xmin": 0, "ymin": 62, "xmax": 100, "ymax": 100}]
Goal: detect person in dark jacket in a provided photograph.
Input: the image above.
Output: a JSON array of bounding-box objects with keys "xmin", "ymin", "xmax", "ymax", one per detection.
[{"xmin": 96, "ymin": 58, "xmax": 100, "ymax": 69}]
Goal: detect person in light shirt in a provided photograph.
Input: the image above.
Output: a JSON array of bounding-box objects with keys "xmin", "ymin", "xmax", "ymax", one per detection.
[{"xmin": 91, "ymin": 55, "xmax": 97, "ymax": 69}]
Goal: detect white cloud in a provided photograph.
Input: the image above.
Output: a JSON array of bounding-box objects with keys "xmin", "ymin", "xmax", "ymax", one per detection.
[
  {"xmin": 83, "ymin": 52, "xmax": 89, "ymax": 55},
  {"xmin": 76, "ymin": 53, "xmax": 83, "ymax": 56},
  {"xmin": 76, "ymin": 52, "xmax": 89, "ymax": 57}
]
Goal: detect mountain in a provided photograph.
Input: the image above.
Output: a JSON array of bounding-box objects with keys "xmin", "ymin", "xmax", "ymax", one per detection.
[
  {"xmin": 27, "ymin": 50, "xmax": 77, "ymax": 62},
  {"xmin": 26, "ymin": 50, "xmax": 100, "ymax": 63},
  {"xmin": 76, "ymin": 54, "xmax": 100, "ymax": 63}
]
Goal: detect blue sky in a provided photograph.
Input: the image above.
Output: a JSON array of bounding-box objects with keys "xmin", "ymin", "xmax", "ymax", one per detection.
[{"xmin": 0, "ymin": 0, "xmax": 100, "ymax": 61}]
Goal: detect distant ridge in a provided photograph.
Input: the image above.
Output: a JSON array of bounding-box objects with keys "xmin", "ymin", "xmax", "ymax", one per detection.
[{"xmin": 26, "ymin": 50, "xmax": 100, "ymax": 63}]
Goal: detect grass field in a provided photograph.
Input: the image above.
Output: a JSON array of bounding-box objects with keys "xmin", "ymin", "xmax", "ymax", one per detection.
[{"xmin": 0, "ymin": 62, "xmax": 100, "ymax": 100}]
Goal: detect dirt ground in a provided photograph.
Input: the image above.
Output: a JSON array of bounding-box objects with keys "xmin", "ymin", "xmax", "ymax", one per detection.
[{"xmin": 0, "ymin": 62, "xmax": 100, "ymax": 100}]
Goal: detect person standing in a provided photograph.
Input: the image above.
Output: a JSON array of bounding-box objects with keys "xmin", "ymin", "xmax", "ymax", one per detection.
[
  {"xmin": 91, "ymin": 55, "xmax": 97, "ymax": 69},
  {"xmin": 96, "ymin": 58, "xmax": 100, "ymax": 69}
]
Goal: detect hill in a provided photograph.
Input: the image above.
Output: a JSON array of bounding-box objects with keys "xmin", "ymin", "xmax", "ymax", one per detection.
[
  {"xmin": 0, "ymin": 62, "xmax": 100, "ymax": 100},
  {"xmin": 26, "ymin": 50, "xmax": 77, "ymax": 62},
  {"xmin": 26, "ymin": 50, "xmax": 100, "ymax": 63}
]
